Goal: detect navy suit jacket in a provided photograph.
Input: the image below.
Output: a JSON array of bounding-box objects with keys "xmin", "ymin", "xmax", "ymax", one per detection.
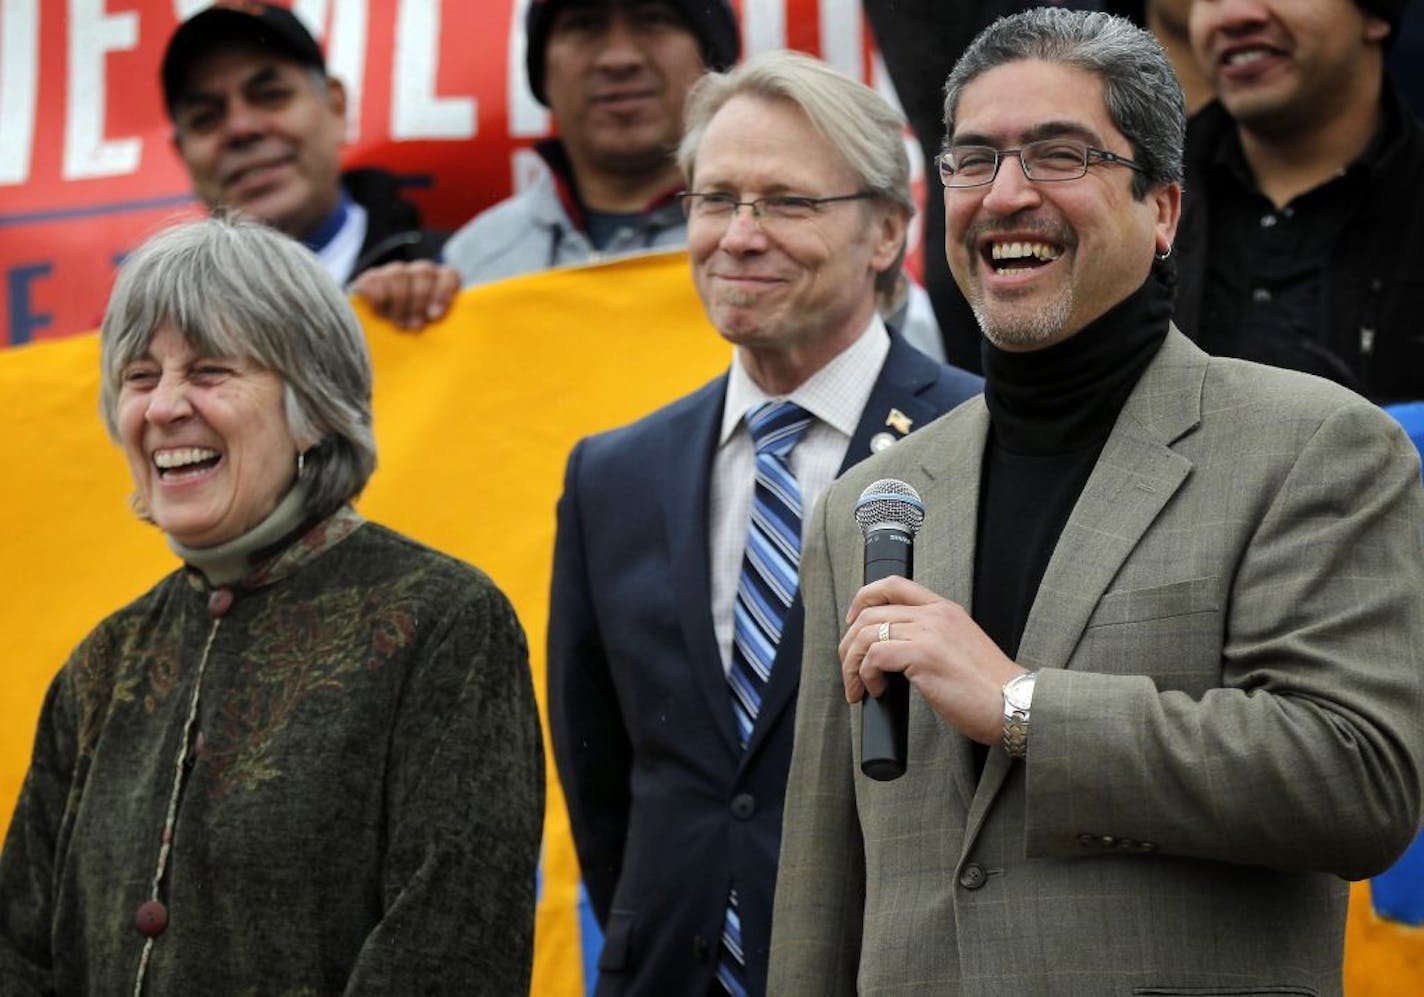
[{"xmin": 547, "ymin": 336, "xmax": 982, "ymax": 996}]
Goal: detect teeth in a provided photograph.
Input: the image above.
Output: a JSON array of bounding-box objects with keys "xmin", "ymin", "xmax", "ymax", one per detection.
[
  {"xmin": 990, "ymin": 241, "xmax": 1061, "ymax": 262},
  {"xmin": 155, "ymin": 447, "xmax": 219, "ymax": 470},
  {"xmin": 1224, "ymin": 47, "xmax": 1272, "ymax": 67}
]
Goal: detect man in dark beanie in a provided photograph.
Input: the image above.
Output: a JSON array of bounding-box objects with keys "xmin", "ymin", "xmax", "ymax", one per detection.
[
  {"xmin": 161, "ymin": 2, "xmax": 446, "ymax": 286},
  {"xmin": 355, "ymin": 0, "xmax": 739, "ymax": 327},
  {"xmin": 1174, "ymin": 0, "xmax": 1424, "ymax": 402},
  {"xmin": 440, "ymin": 0, "xmax": 738, "ymax": 286}
]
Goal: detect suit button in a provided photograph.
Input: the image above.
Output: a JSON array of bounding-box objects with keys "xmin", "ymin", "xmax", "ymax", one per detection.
[
  {"xmin": 1140, "ymin": 841, "xmax": 1158, "ymax": 854},
  {"xmin": 730, "ymin": 793, "xmax": 755, "ymax": 820},
  {"xmin": 692, "ymin": 934, "xmax": 709, "ymax": 962},
  {"xmin": 958, "ymin": 864, "xmax": 987, "ymax": 890},
  {"xmin": 1098, "ymin": 835, "xmax": 1117, "ymax": 848},
  {"xmin": 1077, "ymin": 833, "xmax": 1096, "ymax": 848}
]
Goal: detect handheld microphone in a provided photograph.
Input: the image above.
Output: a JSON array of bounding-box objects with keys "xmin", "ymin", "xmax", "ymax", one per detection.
[{"xmin": 853, "ymin": 479, "xmax": 924, "ymax": 782}]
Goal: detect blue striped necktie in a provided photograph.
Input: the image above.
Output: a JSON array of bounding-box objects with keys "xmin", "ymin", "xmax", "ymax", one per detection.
[
  {"xmin": 727, "ymin": 399, "xmax": 813, "ymax": 747},
  {"xmin": 718, "ymin": 400, "xmax": 812, "ymax": 997}
]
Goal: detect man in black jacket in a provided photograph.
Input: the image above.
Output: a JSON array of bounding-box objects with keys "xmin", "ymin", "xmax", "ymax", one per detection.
[
  {"xmin": 160, "ymin": 2, "xmax": 445, "ymax": 285},
  {"xmin": 1175, "ymin": 0, "xmax": 1424, "ymax": 403}
]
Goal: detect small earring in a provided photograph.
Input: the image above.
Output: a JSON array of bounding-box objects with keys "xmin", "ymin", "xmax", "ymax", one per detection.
[
  {"xmin": 296, "ymin": 450, "xmax": 306, "ymax": 479},
  {"xmin": 1154, "ymin": 244, "xmax": 1174, "ymax": 263}
]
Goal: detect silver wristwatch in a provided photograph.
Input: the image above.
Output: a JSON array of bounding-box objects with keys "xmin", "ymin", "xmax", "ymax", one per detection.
[{"xmin": 1002, "ymin": 671, "xmax": 1038, "ymax": 758}]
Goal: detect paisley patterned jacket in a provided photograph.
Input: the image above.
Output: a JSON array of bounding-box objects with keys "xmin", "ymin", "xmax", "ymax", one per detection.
[{"xmin": 0, "ymin": 509, "xmax": 544, "ymax": 995}]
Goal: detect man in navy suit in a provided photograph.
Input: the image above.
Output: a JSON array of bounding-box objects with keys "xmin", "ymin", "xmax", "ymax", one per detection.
[{"xmin": 547, "ymin": 50, "xmax": 982, "ymax": 997}]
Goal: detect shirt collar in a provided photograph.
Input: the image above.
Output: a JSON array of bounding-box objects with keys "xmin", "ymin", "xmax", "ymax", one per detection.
[
  {"xmin": 301, "ymin": 193, "xmax": 351, "ymax": 252},
  {"xmin": 313, "ymin": 197, "xmax": 368, "ymax": 286},
  {"xmin": 718, "ymin": 315, "xmax": 890, "ymax": 446}
]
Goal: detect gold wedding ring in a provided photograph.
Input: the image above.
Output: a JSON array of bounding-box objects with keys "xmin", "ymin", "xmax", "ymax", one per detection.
[{"xmin": 877, "ymin": 621, "xmax": 892, "ymax": 643}]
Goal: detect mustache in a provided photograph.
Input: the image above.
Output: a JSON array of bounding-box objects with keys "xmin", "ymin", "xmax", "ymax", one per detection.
[{"xmin": 963, "ymin": 215, "xmax": 1076, "ymax": 253}]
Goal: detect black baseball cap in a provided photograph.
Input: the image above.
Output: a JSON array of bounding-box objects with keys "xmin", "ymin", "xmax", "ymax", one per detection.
[{"xmin": 161, "ymin": 2, "xmax": 326, "ymax": 116}]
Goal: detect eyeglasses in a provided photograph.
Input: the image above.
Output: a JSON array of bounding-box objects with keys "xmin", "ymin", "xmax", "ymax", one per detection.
[
  {"xmin": 936, "ymin": 139, "xmax": 1145, "ymax": 188},
  {"xmin": 678, "ymin": 191, "xmax": 874, "ymax": 227}
]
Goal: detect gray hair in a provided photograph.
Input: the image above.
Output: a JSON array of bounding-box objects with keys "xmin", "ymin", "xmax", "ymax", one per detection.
[
  {"xmin": 677, "ymin": 49, "xmax": 914, "ymax": 295},
  {"xmin": 99, "ymin": 215, "xmax": 376, "ymax": 518},
  {"xmin": 942, "ymin": 8, "xmax": 1185, "ymax": 199}
]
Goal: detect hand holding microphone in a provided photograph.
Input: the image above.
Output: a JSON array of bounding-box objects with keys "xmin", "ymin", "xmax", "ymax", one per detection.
[
  {"xmin": 842, "ymin": 479, "xmax": 1025, "ymax": 779},
  {"xmin": 850, "ymin": 479, "xmax": 923, "ymax": 781}
]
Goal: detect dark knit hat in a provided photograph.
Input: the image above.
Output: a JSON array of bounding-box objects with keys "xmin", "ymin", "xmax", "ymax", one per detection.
[
  {"xmin": 524, "ymin": 0, "xmax": 741, "ymax": 107},
  {"xmin": 162, "ymin": 2, "xmax": 326, "ymax": 117}
]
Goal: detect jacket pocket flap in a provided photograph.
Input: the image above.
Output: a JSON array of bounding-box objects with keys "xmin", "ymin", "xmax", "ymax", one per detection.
[{"xmin": 1091, "ymin": 577, "xmax": 1219, "ymax": 627}]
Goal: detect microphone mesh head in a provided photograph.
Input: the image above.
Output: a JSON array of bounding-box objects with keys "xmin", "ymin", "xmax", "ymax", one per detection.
[{"xmin": 854, "ymin": 479, "xmax": 925, "ymax": 537}]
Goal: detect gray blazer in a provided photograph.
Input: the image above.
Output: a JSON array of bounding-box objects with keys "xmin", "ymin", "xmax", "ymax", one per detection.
[{"xmin": 770, "ymin": 329, "xmax": 1424, "ymax": 997}]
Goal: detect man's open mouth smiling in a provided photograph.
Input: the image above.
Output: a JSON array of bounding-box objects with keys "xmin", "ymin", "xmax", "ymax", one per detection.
[{"xmin": 985, "ymin": 240, "xmax": 1062, "ymax": 276}]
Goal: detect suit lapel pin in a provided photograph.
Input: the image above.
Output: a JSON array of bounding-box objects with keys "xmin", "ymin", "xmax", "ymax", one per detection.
[
  {"xmin": 870, "ymin": 432, "xmax": 897, "ymax": 453},
  {"xmin": 885, "ymin": 408, "xmax": 913, "ymax": 435}
]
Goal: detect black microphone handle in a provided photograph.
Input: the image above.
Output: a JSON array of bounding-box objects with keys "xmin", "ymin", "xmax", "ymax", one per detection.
[{"xmin": 860, "ymin": 528, "xmax": 912, "ymax": 782}]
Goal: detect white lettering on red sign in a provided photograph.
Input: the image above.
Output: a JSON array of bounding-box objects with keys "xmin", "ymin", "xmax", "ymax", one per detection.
[
  {"xmin": 819, "ymin": 0, "xmax": 860, "ymax": 78},
  {"xmin": 507, "ymin": 0, "xmax": 548, "ymax": 139},
  {"xmin": 324, "ymin": 0, "xmax": 370, "ymax": 143},
  {"xmin": 63, "ymin": 0, "xmax": 141, "ymax": 180},
  {"xmin": 744, "ymin": 0, "xmax": 787, "ymax": 56},
  {"xmin": 0, "ymin": 0, "xmax": 39, "ymax": 185},
  {"xmin": 393, "ymin": 0, "xmax": 475, "ymax": 139}
]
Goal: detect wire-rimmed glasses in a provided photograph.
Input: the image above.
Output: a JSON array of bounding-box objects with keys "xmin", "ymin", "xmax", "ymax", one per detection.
[
  {"xmin": 936, "ymin": 140, "xmax": 1145, "ymax": 188},
  {"xmin": 678, "ymin": 191, "xmax": 874, "ymax": 227}
]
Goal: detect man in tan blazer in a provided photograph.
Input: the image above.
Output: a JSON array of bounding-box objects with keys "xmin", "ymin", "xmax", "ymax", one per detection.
[{"xmin": 769, "ymin": 8, "xmax": 1424, "ymax": 996}]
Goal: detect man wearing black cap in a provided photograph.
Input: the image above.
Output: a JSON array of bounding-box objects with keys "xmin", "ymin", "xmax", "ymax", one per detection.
[
  {"xmin": 439, "ymin": 0, "xmax": 738, "ymax": 286},
  {"xmin": 161, "ymin": 2, "xmax": 445, "ymax": 286},
  {"xmin": 1175, "ymin": 0, "xmax": 1424, "ymax": 402}
]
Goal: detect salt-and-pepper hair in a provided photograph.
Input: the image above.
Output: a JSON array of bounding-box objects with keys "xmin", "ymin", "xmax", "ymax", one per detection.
[
  {"xmin": 99, "ymin": 215, "xmax": 376, "ymax": 517},
  {"xmin": 677, "ymin": 49, "xmax": 914, "ymax": 295},
  {"xmin": 943, "ymin": 7, "xmax": 1186, "ymax": 199}
]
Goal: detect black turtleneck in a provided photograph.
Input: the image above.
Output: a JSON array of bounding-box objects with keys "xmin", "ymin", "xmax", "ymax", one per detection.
[{"xmin": 973, "ymin": 272, "xmax": 1172, "ymax": 670}]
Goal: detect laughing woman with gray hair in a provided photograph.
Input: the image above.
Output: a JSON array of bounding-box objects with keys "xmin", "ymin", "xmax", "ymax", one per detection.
[{"xmin": 0, "ymin": 217, "xmax": 543, "ymax": 995}]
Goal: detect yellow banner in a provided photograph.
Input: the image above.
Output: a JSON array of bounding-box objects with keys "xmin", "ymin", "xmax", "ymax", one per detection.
[{"xmin": 0, "ymin": 249, "xmax": 1417, "ymax": 993}]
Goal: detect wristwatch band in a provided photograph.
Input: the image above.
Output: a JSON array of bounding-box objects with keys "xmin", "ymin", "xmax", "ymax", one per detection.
[
  {"xmin": 1003, "ymin": 711, "xmax": 1030, "ymax": 758},
  {"xmin": 1002, "ymin": 671, "xmax": 1037, "ymax": 758}
]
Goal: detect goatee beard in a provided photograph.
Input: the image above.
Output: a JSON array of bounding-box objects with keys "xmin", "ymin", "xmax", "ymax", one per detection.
[{"xmin": 973, "ymin": 286, "xmax": 1073, "ymax": 350}]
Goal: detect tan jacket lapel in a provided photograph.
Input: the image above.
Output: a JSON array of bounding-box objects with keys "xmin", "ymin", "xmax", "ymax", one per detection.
[
  {"xmin": 965, "ymin": 328, "xmax": 1208, "ymax": 843},
  {"xmin": 910, "ymin": 397, "xmax": 990, "ymax": 810}
]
